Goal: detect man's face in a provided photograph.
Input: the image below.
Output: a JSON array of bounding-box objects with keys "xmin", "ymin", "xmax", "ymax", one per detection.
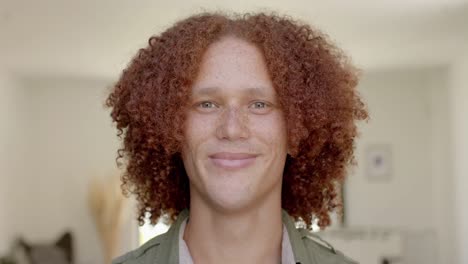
[{"xmin": 181, "ymin": 36, "xmax": 289, "ymax": 212}]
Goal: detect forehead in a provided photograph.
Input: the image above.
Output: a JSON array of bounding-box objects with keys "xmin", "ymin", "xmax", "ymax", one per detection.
[
  {"xmin": 192, "ymin": 86, "xmax": 271, "ymax": 97},
  {"xmin": 190, "ymin": 36, "xmax": 276, "ymax": 97}
]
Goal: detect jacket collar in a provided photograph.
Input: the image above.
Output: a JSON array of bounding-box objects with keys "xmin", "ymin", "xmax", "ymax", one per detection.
[
  {"xmin": 154, "ymin": 209, "xmax": 189, "ymax": 264},
  {"xmin": 155, "ymin": 208, "xmax": 313, "ymax": 264},
  {"xmin": 281, "ymin": 209, "xmax": 314, "ymax": 264}
]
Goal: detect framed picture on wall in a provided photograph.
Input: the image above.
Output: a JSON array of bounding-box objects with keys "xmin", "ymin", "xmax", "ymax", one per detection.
[{"xmin": 365, "ymin": 144, "xmax": 392, "ymax": 181}]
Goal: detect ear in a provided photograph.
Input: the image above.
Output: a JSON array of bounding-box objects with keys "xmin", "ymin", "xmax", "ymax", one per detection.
[
  {"xmin": 12, "ymin": 238, "xmax": 32, "ymax": 264},
  {"xmin": 55, "ymin": 231, "xmax": 73, "ymax": 263},
  {"xmin": 17, "ymin": 238, "xmax": 32, "ymax": 253}
]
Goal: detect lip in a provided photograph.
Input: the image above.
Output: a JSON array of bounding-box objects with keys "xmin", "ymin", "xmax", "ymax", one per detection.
[{"xmin": 209, "ymin": 152, "xmax": 258, "ymax": 169}]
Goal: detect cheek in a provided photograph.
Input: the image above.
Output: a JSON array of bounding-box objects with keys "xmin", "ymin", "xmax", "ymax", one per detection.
[
  {"xmin": 183, "ymin": 114, "xmax": 215, "ymax": 148},
  {"xmin": 251, "ymin": 114, "xmax": 288, "ymax": 146}
]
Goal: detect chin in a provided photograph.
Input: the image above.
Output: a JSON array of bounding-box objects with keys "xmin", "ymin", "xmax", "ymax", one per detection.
[{"xmin": 206, "ymin": 186, "xmax": 256, "ymax": 212}]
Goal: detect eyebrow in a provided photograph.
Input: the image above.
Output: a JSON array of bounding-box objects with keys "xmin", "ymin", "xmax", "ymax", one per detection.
[{"xmin": 192, "ymin": 86, "xmax": 271, "ymax": 97}]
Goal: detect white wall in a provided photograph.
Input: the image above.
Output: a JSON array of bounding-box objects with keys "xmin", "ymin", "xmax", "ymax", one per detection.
[
  {"xmin": 0, "ymin": 76, "xmax": 127, "ymax": 264},
  {"xmin": 429, "ymin": 68, "xmax": 455, "ymax": 264},
  {"xmin": 348, "ymin": 68, "xmax": 433, "ymax": 228},
  {"xmin": 0, "ymin": 71, "xmax": 27, "ymax": 254},
  {"xmin": 0, "ymin": 72, "xmax": 12, "ymax": 253},
  {"xmin": 346, "ymin": 67, "xmax": 452, "ymax": 264},
  {"xmin": 449, "ymin": 50, "xmax": 468, "ymax": 264}
]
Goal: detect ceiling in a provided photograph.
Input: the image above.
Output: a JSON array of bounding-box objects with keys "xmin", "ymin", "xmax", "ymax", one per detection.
[{"xmin": 1, "ymin": 0, "xmax": 467, "ymax": 79}]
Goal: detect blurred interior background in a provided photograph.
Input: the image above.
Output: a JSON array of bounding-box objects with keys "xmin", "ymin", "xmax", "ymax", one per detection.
[{"xmin": 1, "ymin": 1, "xmax": 467, "ymax": 264}]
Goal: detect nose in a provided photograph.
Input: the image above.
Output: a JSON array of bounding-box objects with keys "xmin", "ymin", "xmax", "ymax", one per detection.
[{"xmin": 215, "ymin": 106, "xmax": 250, "ymax": 141}]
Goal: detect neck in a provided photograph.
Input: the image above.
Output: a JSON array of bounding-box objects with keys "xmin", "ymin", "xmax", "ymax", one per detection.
[{"xmin": 183, "ymin": 194, "xmax": 283, "ymax": 264}]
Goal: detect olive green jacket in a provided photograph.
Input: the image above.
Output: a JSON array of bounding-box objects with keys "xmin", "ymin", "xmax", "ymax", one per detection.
[{"xmin": 112, "ymin": 209, "xmax": 358, "ymax": 264}]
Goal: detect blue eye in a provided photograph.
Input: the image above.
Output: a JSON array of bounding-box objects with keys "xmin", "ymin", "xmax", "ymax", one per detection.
[
  {"xmin": 251, "ymin": 101, "xmax": 267, "ymax": 108},
  {"xmin": 249, "ymin": 101, "xmax": 272, "ymax": 114},
  {"xmin": 199, "ymin": 101, "xmax": 216, "ymax": 108}
]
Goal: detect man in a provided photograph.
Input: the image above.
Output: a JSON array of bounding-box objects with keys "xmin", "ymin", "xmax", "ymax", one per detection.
[{"xmin": 106, "ymin": 11, "xmax": 367, "ymax": 264}]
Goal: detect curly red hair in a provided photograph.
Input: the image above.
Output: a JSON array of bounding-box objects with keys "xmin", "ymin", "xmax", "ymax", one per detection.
[{"xmin": 105, "ymin": 12, "xmax": 368, "ymax": 228}]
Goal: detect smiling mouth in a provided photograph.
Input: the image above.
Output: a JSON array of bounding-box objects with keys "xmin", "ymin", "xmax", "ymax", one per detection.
[{"xmin": 209, "ymin": 152, "xmax": 258, "ymax": 169}]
